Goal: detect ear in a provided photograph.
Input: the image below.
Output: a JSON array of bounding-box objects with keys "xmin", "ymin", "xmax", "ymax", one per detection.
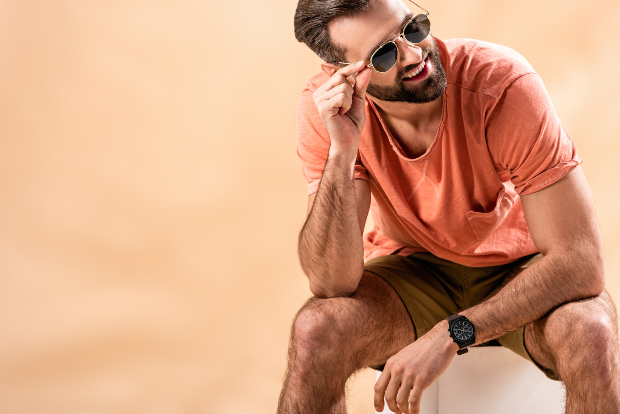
[{"xmin": 320, "ymin": 63, "xmax": 339, "ymax": 77}]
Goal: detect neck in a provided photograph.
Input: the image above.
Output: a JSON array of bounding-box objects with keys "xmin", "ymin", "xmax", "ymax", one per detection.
[{"xmin": 369, "ymin": 94, "xmax": 443, "ymax": 128}]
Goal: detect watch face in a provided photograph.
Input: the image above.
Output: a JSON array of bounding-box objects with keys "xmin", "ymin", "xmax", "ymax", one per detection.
[{"xmin": 453, "ymin": 320, "xmax": 474, "ymax": 341}]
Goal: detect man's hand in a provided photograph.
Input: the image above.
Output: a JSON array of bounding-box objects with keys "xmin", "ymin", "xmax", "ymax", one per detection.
[
  {"xmin": 374, "ymin": 321, "xmax": 459, "ymax": 414},
  {"xmin": 313, "ymin": 62, "xmax": 372, "ymax": 154}
]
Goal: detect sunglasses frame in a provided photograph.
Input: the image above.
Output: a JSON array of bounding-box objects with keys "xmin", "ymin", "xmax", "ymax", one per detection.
[{"xmin": 333, "ymin": 0, "xmax": 430, "ymax": 73}]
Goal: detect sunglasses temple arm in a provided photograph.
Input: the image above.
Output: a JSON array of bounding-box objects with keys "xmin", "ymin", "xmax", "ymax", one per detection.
[
  {"xmin": 406, "ymin": 0, "xmax": 430, "ymax": 15},
  {"xmin": 337, "ymin": 62, "xmax": 374, "ymax": 68}
]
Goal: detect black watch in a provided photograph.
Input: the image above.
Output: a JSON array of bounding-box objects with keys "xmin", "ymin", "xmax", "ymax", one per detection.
[{"xmin": 446, "ymin": 314, "xmax": 476, "ymax": 355}]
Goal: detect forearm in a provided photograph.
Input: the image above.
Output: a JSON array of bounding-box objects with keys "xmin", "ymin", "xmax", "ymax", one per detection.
[
  {"xmin": 298, "ymin": 148, "xmax": 365, "ymax": 297},
  {"xmin": 461, "ymin": 251, "xmax": 605, "ymax": 344}
]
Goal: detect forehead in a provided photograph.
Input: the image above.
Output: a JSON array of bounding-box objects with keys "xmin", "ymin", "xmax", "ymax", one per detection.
[{"xmin": 328, "ymin": 0, "xmax": 412, "ymax": 61}]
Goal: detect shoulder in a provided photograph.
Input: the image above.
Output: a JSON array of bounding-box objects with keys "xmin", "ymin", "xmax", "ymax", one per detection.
[
  {"xmin": 296, "ymin": 72, "xmax": 331, "ymax": 145},
  {"xmin": 297, "ymin": 71, "xmax": 329, "ymax": 120},
  {"xmin": 438, "ymin": 37, "xmax": 536, "ymax": 99}
]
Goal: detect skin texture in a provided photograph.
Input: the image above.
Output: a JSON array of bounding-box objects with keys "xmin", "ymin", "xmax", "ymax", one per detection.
[
  {"xmin": 296, "ymin": 61, "xmax": 372, "ymax": 298},
  {"xmin": 279, "ymin": 0, "xmax": 620, "ymax": 412}
]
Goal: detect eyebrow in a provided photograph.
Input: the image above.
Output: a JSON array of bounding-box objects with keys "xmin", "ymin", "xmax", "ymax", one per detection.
[{"xmin": 363, "ymin": 12, "xmax": 415, "ymax": 62}]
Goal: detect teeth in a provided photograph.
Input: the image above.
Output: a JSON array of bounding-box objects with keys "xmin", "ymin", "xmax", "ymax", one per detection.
[{"xmin": 404, "ymin": 58, "xmax": 426, "ymax": 78}]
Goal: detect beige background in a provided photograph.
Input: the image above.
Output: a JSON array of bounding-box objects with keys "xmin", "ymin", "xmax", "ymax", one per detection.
[{"xmin": 0, "ymin": 0, "xmax": 618, "ymax": 413}]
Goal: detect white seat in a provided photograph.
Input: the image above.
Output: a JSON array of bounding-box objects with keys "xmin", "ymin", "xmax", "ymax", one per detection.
[{"xmin": 376, "ymin": 346, "xmax": 565, "ymax": 414}]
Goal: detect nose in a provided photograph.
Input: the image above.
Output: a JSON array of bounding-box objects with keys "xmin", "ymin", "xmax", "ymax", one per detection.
[{"xmin": 395, "ymin": 35, "xmax": 424, "ymax": 67}]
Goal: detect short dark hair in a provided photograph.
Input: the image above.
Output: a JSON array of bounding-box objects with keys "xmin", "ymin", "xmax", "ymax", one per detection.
[{"xmin": 294, "ymin": 0, "xmax": 371, "ymax": 63}]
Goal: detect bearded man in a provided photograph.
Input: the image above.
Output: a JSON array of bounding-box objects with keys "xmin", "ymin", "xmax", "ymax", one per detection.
[{"xmin": 277, "ymin": 0, "xmax": 620, "ymax": 413}]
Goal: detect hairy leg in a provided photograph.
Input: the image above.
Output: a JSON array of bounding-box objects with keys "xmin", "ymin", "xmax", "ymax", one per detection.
[
  {"xmin": 277, "ymin": 271, "xmax": 416, "ymax": 414},
  {"xmin": 524, "ymin": 289, "xmax": 620, "ymax": 414}
]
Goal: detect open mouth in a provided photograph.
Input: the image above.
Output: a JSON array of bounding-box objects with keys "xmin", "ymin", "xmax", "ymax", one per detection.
[{"xmin": 402, "ymin": 56, "xmax": 430, "ymax": 82}]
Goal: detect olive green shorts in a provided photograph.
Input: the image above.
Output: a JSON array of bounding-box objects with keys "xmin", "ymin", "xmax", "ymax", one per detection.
[{"xmin": 364, "ymin": 251, "xmax": 560, "ymax": 381}]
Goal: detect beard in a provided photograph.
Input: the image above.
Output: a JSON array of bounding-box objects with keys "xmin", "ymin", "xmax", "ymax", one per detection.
[{"xmin": 366, "ymin": 36, "xmax": 447, "ymax": 104}]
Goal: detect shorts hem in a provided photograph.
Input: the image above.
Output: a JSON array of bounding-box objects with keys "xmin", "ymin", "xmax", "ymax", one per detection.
[{"xmin": 364, "ymin": 268, "xmax": 429, "ymax": 339}]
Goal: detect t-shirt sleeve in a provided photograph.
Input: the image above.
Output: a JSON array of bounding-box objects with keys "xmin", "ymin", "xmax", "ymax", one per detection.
[
  {"xmin": 296, "ymin": 88, "xmax": 369, "ymax": 196},
  {"xmin": 486, "ymin": 73, "xmax": 582, "ymax": 195}
]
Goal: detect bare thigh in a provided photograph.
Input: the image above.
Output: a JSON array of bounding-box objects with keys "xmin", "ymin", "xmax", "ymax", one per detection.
[{"xmin": 294, "ymin": 270, "xmax": 416, "ymax": 371}]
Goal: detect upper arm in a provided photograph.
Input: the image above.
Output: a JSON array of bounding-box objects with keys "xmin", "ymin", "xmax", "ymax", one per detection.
[
  {"xmin": 306, "ymin": 178, "xmax": 371, "ymax": 234},
  {"xmin": 521, "ymin": 165, "xmax": 605, "ymax": 294}
]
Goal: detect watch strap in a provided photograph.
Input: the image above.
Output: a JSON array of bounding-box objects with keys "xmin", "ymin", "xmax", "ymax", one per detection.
[{"xmin": 446, "ymin": 314, "xmax": 462, "ymax": 322}]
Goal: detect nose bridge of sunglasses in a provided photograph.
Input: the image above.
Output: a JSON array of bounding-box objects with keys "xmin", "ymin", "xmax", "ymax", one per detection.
[{"xmin": 396, "ymin": 35, "xmax": 422, "ymax": 55}]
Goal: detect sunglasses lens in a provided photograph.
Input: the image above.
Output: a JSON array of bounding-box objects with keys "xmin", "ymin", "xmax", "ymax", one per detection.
[
  {"xmin": 371, "ymin": 42, "xmax": 398, "ymax": 73},
  {"xmin": 403, "ymin": 14, "xmax": 430, "ymax": 44}
]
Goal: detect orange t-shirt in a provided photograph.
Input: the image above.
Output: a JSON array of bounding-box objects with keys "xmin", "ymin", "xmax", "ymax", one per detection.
[{"xmin": 296, "ymin": 38, "xmax": 582, "ymax": 267}]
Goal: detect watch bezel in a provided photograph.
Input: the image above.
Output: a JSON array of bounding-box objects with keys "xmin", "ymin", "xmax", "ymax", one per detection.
[
  {"xmin": 446, "ymin": 314, "xmax": 476, "ymax": 349},
  {"xmin": 452, "ymin": 319, "xmax": 475, "ymax": 341}
]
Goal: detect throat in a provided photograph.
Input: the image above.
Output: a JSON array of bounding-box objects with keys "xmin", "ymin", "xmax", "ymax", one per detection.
[
  {"xmin": 393, "ymin": 129, "xmax": 436, "ymax": 159},
  {"xmin": 377, "ymin": 99, "xmax": 443, "ymax": 160}
]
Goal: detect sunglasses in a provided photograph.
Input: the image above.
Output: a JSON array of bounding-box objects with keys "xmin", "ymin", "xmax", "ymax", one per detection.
[{"xmin": 334, "ymin": 2, "xmax": 431, "ymax": 73}]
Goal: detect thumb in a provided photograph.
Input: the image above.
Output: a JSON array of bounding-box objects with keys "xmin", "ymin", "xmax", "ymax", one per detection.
[{"xmin": 353, "ymin": 67, "xmax": 372, "ymax": 101}]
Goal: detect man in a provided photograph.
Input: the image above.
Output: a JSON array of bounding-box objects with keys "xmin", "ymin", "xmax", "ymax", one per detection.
[{"xmin": 278, "ymin": 0, "xmax": 620, "ymax": 412}]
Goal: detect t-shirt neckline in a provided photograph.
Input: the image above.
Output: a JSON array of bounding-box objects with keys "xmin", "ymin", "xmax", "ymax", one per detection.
[{"xmin": 366, "ymin": 92, "xmax": 448, "ymax": 163}]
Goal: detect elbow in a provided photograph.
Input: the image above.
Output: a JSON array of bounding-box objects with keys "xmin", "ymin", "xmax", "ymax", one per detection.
[
  {"xmin": 584, "ymin": 247, "xmax": 606, "ymax": 297},
  {"xmin": 586, "ymin": 267, "xmax": 605, "ymax": 298},
  {"xmin": 570, "ymin": 252, "xmax": 606, "ymax": 299},
  {"xmin": 579, "ymin": 273, "xmax": 605, "ymax": 300},
  {"xmin": 308, "ymin": 269, "xmax": 363, "ymax": 299},
  {"xmin": 309, "ymin": 283, "xmax": 356, "ymax": 299}
]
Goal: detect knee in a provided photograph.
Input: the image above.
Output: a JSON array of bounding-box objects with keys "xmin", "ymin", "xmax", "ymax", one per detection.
[
  {"xmin": 291, "ymin": 298, "xmax": 353, "ymax": 354},
  {"xmin": 548, "ymin": 298, "xmax": 619, "ymax": 384}
]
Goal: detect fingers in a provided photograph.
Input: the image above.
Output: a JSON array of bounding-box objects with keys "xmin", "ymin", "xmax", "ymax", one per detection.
[
  {"xmin": 374, "ymin": 370, "xmax": 391, "ymax": 412},
  {"xmin": 322, "ymin": 82, "xmax": 353, "ymax": 102},
  {"xmin": 314, "ymin": 75, "xmax": 355, "ymax": 118},
  {"xmin": 408, "ymin": 384, "xmax": 424, "ymax": 414},
  {"xmin": 396, "ymin": 380, "xmax": 414, "ymax": 414},
  {"xmin": 337, "ymin": 60, "xmax": 367, "ymax": 77},
  {"xmin": 321, "ymin": 61, "xmax": 366, "ymax": 92},
  {"xmin": 353, "ymin": 66, "xmax": 372, "ymax": 101},
  {"xmin": 381, "ymin": 379, "xmax": 423, "ymax": 414},
  {"xmin": 384, "ymin": 377, "xmax": 403, "ymax": 414},
  {"xmin": 325, "ymin": 82, "xmax": 354, "ymax": 115},
  {"xmin": 313, "ymin": 60, "xmax": 369, "ymax": 134}
]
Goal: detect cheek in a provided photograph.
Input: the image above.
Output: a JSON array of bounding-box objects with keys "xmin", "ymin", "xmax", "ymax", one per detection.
[
  {"xmin": 421, "ymin": 37, "xmax": 434, "ymax": 48},
  {"xmin": 369, "ymin": 71, "xmax": 399, "ymax": 87}
]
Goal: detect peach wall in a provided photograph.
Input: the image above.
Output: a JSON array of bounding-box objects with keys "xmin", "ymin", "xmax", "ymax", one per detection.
[{"xmin": 0, "ymin": 1, "xmax": 618, "ymax": 413}]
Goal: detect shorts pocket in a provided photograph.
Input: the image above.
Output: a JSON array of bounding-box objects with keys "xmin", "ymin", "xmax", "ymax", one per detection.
[{"xmin": 466, "ymin": 188, "xmax": 515, "ymax": 242}]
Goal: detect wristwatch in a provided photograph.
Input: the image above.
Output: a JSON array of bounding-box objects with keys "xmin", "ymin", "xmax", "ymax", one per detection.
[{"xmin": 446, "ymin": 314, "xmax": 476, "ymax": 355}]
